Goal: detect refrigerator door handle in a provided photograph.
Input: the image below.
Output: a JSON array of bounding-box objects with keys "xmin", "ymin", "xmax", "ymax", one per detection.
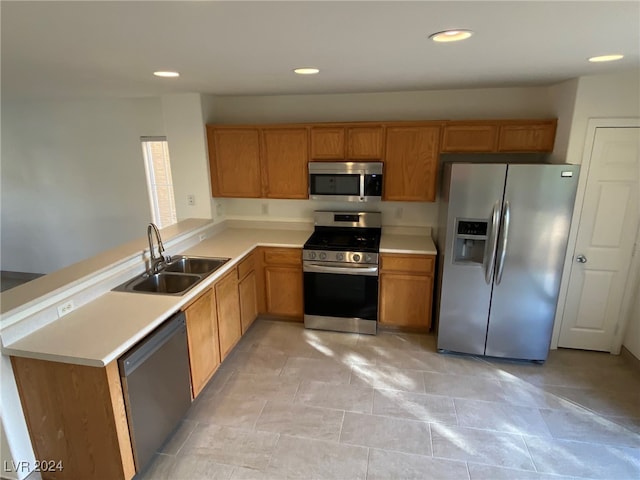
[
  {"xmin": 484, "ymin": 201, "xmax": 502, "ymax": 285},
  {"xmin": 495, "ymin": 200, "xmax": 511, "ymax": 285}
]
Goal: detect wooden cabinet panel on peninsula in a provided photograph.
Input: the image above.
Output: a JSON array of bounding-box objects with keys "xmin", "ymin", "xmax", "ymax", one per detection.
[
  {"xmin": 262, "ymin": 247, "xmax": 303, "ymax": 320},
  {"xmin": 207, "ymin": 127, "xmax": 262, "ymax": 198},
  {"xmin": 261, "ymin": 127, "xmax": 308, "ymax": 198},
  {"xmin": 379, "ymin": 253, "xmax": 435, "ymax": 330},
  {"xmin": 215, "ymin": 268, "xmax": 242, "ymax": 359},
  {"xmin": 184, "ymin": 288, "xmax": 220, "ymax": 398},
  {"xmin": 11, "ymin": 357, "xmax": 136, "ymax": 480},
  {"xmin": 384, "ymin": 125, "xmax": 440, "ymax": 202},
  {"xmin": 310, "ymin": 125, "xmax": 384, "ymax": 160}
]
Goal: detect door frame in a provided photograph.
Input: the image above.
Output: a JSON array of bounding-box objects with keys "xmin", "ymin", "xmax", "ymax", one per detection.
[{"xmin": 551, "ymin": 117, "xmax": 640, "ymax": 353}]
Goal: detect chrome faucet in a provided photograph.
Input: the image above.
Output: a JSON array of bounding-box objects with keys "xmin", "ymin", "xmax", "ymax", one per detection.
[{"xmin": 147, "ymin": 223, "xmax": 169, "ymax": 274}]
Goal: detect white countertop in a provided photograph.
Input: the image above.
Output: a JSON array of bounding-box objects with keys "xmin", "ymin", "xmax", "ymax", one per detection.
[
  {"xmin": 2, "ymin": 224, "xmax": 435, "ymax": 367},
  {"xmin": 380, "ymin": 233, "xmax": 437, "ymax": 255}
]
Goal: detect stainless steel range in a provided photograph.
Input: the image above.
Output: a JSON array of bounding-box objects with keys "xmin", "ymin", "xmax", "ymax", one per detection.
[{"xmin": 303, "ymin": 211, "xmax": 382, "ymax": 335}]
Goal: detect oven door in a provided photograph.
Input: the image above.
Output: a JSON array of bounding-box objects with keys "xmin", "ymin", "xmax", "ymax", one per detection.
[{"xmin": 303, "ymin": 261, "xmax": 378, "ymax": 334}]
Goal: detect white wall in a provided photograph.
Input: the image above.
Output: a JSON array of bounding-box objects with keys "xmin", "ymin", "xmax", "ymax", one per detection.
[
  {"xmin": 225, "ymin": 198, "xmax": 439, "ymax": 228},
  {"xmin": 567, "ymin": 69, "xmax": 640, "ymax": 166},
  {"xmin": 549, "ymin": 78, "xmax": 579, "ymax": 163},
  {"xmin": 204, "ymin": 85, "xmax": 556, "ymax": 227},
  {"xmin": 1, "ymin": 97, "xmax": 165, "ymax": 273},
  {"xmin": 551, "ymin": 68, "xmax": 640, "ymax": 351},
  {"xmin": 161, "ymin": 93, "xmax": 213, "ymax": 221},
  {"xmin": 204, "ymin": 86, "xmax": 555, "ymax": 124}
]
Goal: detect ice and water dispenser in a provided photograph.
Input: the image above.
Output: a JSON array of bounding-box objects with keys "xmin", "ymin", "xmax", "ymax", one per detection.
[{"xmin": 453, "ymin": 219, "xmax": 488, "ymax": 265}]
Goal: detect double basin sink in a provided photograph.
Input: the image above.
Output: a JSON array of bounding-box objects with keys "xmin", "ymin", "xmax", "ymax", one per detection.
[{"xmin": 114, "ymin": 255, "xmax": 230, "ymax": 295}]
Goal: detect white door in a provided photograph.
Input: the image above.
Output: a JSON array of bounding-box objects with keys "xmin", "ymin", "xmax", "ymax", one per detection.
[{"xmin": 559, "ymin": 126, "xmax": 639, "ymax": 351}]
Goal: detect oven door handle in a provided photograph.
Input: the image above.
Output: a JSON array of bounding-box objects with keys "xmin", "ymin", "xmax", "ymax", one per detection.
[{"xmin": 303, "ymin": 263, "xmax": 379, "ymax": 276}]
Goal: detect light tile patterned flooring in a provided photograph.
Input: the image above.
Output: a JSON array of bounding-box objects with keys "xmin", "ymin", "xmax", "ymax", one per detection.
[{"xmin": 137, "ymin": 319, "xmax": 640, "ymax": 480}]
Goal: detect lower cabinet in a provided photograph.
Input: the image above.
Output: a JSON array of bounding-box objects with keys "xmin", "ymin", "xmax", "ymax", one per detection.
[
  {"xmin": 238, "ymin": 252, "xmax": 259, "ymax": 333},
  {"xmin": 262, "ymin": 247, "xmax": 303, "ymax": 320},
  {"xmin": 215, "ymin": 267, "xmax": 242, "ymax": 359},
  {"xmin": 379, "ymin": 253, "xmax": 436, "ymax": 330},
  {"xmin": 184, "ymin": 288, "xmax": 220, "ymax": 398}
]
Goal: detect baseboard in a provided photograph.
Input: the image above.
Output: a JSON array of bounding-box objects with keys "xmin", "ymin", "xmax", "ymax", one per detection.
[{"xmin": 620, "ymin": 345, "xmax": 640, "ymax": 372}]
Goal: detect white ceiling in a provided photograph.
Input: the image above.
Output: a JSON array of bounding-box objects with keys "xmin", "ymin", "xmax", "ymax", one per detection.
[{"xmin": 2, "ymin": 1, "xmax": 639, "ymax": 100}]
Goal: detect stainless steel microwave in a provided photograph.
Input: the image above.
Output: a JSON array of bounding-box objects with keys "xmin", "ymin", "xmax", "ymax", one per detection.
[{"xmin": 309, "ymin": 162, "xmax": 383, "ymax": 202}]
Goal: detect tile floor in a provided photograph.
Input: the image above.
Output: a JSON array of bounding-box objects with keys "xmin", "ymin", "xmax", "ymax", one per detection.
[{"xmin": 137, "ymin": 319, "xmax": 640, "ymax": 480}]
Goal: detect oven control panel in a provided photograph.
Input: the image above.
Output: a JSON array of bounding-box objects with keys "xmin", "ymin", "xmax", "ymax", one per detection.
[{"xmin": 303, "ymin": 250, "xmax": 378, "ymax": 265}]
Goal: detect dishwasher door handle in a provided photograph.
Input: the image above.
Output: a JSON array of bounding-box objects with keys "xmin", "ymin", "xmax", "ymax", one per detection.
[{"xmin": 120, "ymin": 312, "xmax": 186, "ymax": 377}]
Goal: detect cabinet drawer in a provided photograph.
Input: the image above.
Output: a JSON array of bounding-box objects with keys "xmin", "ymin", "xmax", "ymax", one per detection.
[
  {"xmin": 380, "ymin": 254, "xmax": 435, "ymax": 274},
  {"xmin": 263, "ymin": 247, "xmax": 302, "ymax": 266},
  {"xmin": 237, "ymin": 251, "xmax": 256, "ymax": 279}
]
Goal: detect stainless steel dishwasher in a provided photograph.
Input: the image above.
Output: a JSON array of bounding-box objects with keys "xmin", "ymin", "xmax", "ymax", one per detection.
[{"xmin": 119, "ymin": 311, "xmax": 191, "ymax": 472}]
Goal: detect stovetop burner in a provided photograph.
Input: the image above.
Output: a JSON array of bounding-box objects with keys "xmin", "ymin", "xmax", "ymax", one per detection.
[{"xmin": 304, "ymin": 227, "xmax": 381, "ymax": 253}]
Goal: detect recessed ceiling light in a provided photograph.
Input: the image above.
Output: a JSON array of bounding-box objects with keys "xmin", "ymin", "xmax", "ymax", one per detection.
[
  {"xmin": 153, "ymin": 71, "xmax": 180, "ymax": 78},
  {"xmin": 588, "ymin": 54, "xmax": 624, "ymax": 63},
  {"xmin": 293, "ymin": 67, "xmax": 320, "ymax": 75},
  {"xmin": 430, "ymin": 29, "xmax": 473, "ymax": 43}
]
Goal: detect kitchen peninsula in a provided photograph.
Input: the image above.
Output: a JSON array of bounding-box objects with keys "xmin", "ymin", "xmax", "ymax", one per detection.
[{"xmin": 1, "ymin": 218, "xmax": 435, "ymax": 479}]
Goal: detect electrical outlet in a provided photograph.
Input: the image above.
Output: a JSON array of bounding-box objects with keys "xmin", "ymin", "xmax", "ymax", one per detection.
[
  {"xmin": 395, "ymin": 207, "xmax": 403, "ymax": 219},
  {"xmin": 261, "ymin": 202, "xmax": 269, "ymax": 215},
  {"xmin": 199, "ymin": 233, "xmax": 206, "ymax": 241},
  {"xmin": 57, "ymin": 300, "xmax": 75, "ymax": 318},
  {"xmin": 216, "ymin": 202, "xmax": 223, "ymax": 217},
  {"xmin": 187, "ymin": 194, "xmax": 195, "ymax": 206}
]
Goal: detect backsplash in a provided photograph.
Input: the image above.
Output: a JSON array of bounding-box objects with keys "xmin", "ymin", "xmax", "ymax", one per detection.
[{"xmin": 217, "ymin": 198, "xmax": 439, "ymax": 228}]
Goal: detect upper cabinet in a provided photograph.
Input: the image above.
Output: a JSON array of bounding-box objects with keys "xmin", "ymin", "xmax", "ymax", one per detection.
[
  {"xmin": 441, "ymin": 121, "xmax": 498, "ymax": 153},
  {"xmin": 207, "ymin": 118, "xmax": 557, "ymax": 201},
  {"xmin": 310, "ymin": 126, "xmax": 345, "ymax": 159},
  {"xmin": 441, "ymin": 120, "xmax": 556, "ymax": 153},
  {"xmin": 384, "ymin": 124, "xmax": 441, "ymax": 202},
  {"xmin": 261, "ymin": 127, "xmax": 309, "ymax": 199},
  {"xmin": 310, "ymin": 124, "xmax": 384, "ymax": 160},
  {"xmin": 346, "ymin": 126, "xmax": 384, "ymax": 159},
  {"xmin": 497, "ymin": 121, "xmax": 556, "ymax": 152},
  {"xmin": 207, "ymin": 127, "xmax": 262, "ymax": 198},
  {"xmin": 207, "ymin": 125, "xmax": 309, "ymax": 200}
]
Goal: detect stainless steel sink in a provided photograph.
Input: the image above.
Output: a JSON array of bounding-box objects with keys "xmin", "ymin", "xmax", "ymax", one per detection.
[
  {"xmin": 164, "ymin": 256, "xmax": 229, "ymax": 275},
  {"xmin": 129, "ymin": 272, "xmax": 201, "ymax": 294},
  {"xmin": 113, "ymin": 255, "xmax": 230, "ymax": 296}
]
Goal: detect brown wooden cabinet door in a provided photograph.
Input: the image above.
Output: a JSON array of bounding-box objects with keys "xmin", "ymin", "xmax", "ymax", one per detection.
[
  {"xmin": 379, "ymin": 272, "xmax": 433, "ymax": 329},
  {"xmin": 239, "ymin": 270, "xmax": 258, "ymax": 334},
  {"xmin": 310, "ymin": 126, "xmax": 345, "ymax": 160},
  {"xmin": 441, "ymin": 124, "xmax": 498, "ymax": 152},
  {"xmin": 498, "ymin": 122, "xmax": 556, "ymax": 152},
  {"xmin": 184, "ymin": 289, "xmax": 220, "ymax": 398},
  {"xmin": 262, "ymin": 247, "xmax": 302, "ymax": 319},
  {"xmin": 261, "ymin": 128, "xmax": 309, "ymax": 199},
  {"xmin": 215, "ymin": 269, "xmax": 242, "ymax": 359},
  {"xmin": 264, "ymin": 265, "xmax": 303, "ymax": 319},
  {"xmin": 208, "ymin": 127, "xmax": 262, "ymax": 197},
  {"xmin": 384, "ymin": 126, "xmax": 440, "ymax": 201},
  {"xmin": 347, "ymin": 126, "xmax": 384, "ymax": 159}
]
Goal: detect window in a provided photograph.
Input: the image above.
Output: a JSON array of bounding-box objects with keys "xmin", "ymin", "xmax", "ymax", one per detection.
[{"xmin": 141, "ymin": 137, "xmax": 177, "ymax": 228}]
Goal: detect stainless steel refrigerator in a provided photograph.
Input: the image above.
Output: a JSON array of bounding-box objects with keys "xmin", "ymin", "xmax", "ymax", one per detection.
[{"xmin": 435, "ymin": 162, "xmax": 580, "ymax": 361}]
